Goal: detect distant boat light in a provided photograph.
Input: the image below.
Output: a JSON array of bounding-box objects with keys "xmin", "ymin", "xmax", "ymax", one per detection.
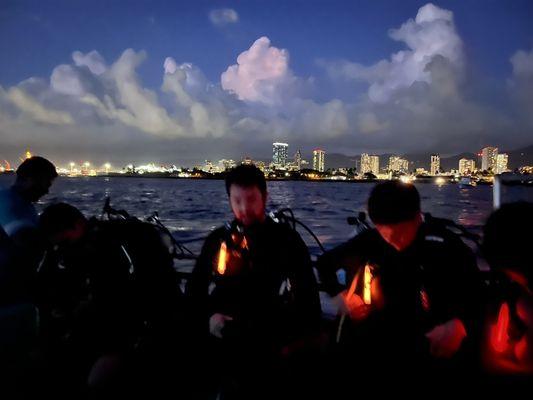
[{"xmin": 435, "ymin": 177, "xmax": 446, "ymax": 186}]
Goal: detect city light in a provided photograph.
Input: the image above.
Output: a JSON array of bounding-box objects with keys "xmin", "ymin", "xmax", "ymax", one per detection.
[{"xmin": 2, "ymin": 142, "xmax": 526, "ymax": 182}]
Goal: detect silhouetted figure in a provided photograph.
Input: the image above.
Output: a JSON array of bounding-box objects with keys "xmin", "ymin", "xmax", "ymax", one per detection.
[
  {"xmin": 0, "ymin": 156, "xmax": 57, "ymax": 395},
  {"xmin": 482, "ymin": 202, "xmax": 533, "ymax": 387},
  {"xmin": 37, "ymin": 202, "xmax": 185, "ymax": 398},
  {"xmin": 0, "ymin": 156, "xmax": 57, "ymax": 298}
]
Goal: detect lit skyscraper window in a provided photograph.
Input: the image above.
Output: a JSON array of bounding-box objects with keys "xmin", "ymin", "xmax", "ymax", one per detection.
[
  {"xmin": 272, "ymin": 142, "xmax": 289, "ymax": 167},
  {"xmin": 430, "ymin": 154, "xmax": 440, "ymax": 175},
  {"xmin": 313, "ymin": 149, "xmax": 325, "ymax": 172},
  {"xmin": 481, "ymin": 147, "xmax": 498, "ymax": 171}
]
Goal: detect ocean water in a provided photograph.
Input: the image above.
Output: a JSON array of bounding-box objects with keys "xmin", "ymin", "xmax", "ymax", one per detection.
[{"xmin": 0, "ymin": 174, "xmax": 498, "ymax": 256}]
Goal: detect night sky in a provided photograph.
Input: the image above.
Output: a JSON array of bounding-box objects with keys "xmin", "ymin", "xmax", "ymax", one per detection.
[{"xmin": 1, "ymin": 0, "xmax": 532, "ymax": 166}]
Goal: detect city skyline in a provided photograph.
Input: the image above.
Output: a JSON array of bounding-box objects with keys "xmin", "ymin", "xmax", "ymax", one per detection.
[
  {"xmin": 1, "ymin": 1, "xmax": 533, "ymax": 164},
  {"xmin": 0, "ymin": 142, "xmax": 520, "ymax": 177},
  {"xmin": 3, "ymin": 137, "xmax": 532, "ymax": 171},
  {"xmin": 2, "ymin": 146, "xmax": 520, "ymax": 182}
]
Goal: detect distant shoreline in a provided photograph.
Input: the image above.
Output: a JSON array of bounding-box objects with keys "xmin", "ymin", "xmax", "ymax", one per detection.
[
  {"xmin": 3, "ymin": 171, "xmax": 530, "ymax": 186},
  {"xmin": 55, "ymin": 173, "xmax": 487, "ymax": 185}
]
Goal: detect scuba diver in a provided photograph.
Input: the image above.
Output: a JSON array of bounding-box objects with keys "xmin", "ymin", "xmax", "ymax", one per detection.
[
  {"xmin": 186, "ymin": 164, "xmax": 322, "ymax": 399},
  {"xmin": 0, "ymin": 156, "xmax": 57, "ymax": 302},
  {"xmin": 316, "ymin": 181, "xmax": 484, "ymax": 391},
  {"xmin": 37, "ymin": 202, "xmax": 185, "ymax": 397},
  {"xmin": 481, "ymin": 202, "xmax": 533, "ymax": 382},
  {"xmin": 0, "ymin": 156, "xmax": 57, "ymax": 394}
]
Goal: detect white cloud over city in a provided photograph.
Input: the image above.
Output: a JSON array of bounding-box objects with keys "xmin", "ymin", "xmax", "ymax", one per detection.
[
  {"xmin": 221, "ymin": 36, "xmax": 296, "ymax": 105},
  {"xmin": 322, "ymin": 4, "xmax": 463, "ymax": 104},
  {"xmin": 0, "ymin": 3, "xmax": 532, "ymax": 164}
]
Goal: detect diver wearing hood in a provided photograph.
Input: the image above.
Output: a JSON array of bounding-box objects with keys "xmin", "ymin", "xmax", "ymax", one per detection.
[
  {"xmin": 317, "ymin": 181, "xmax": 484, "ymax": 391},
  {"xmin": 187, "ymin": 165, "xmax": 321, "ymax": 399}
]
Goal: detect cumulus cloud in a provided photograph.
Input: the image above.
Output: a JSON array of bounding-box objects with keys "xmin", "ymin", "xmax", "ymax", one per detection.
[
  {"xmin": 508, "ymin": 48, "xmax": 533, "ymax": 125},
  {"xmin": 72, "ymin": 50, "xmax": 107, "ymax": 75},
  {"xmin": 349, "ymin": 53, "xmax": 524, "ymax": 154},
  {"xmin": 5, "ymin": 49, "xmax": 191, "ymax": 140},
  {"xmin": 357, "ymin": 112, "xmax": 389, "ymax": 134},
  {"xmin": 221, "ymin": 37, "xmax": 295, "ymax": 105},
  {"xmin": 320, "ymin": 58, "xmax": 389, "ymax": 83},
  {"xmin": 50, "ymin": 64, "xmax": 106, "ymax": 98},
  {"xmin": 51, "ymin": 65, "xmax": 87, "ymax": 96},
  {"xmin": 323, "ymin": 3, "xmax": 463, "ymax": 103},
  {"xmin": 315, "ymin": 3, "xmax": 533, "ymax": 154},
  {"xmin": 1, "ymin": 39, "xmax": 348, "ymax": 162},
  {"xmin": 162, "ymin": 58, "xmax": 230, "ymax": 137},
  {"xmin": 295, "ymin": 99, "xmax": 349, "ymax": 138},
  {"xmin": 7, "ymin": 87, "xmax": 73, "ymax": 125},
  {"xmin": 209, "ymin": 8, "xmax": 239, "ymax": 27},
  {"xmin": 50, "ymin": 51, "xmax": 107, "ymax": 99},
  {"xmin": 107, "ymin": 49, "xmax": 182, "ymax": 135},
  {"xmin": 163, "ymin": 57, "xmax": 178, "ymax": 75},
  {"xmin": 510, "ymin": 49, "xmax": 533, "ymax": 78}
]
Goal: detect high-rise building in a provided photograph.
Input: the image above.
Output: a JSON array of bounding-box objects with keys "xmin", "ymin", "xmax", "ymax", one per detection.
[
  {"xmin": 361, "ymin": 154, "xmax": 380, "ymax": 175},
  {"xmin": 481, "ymin": 146, "xmax": 498, "ymax": 171},
  {"xmin": 294, "ymin": 149, "xmax": 302, "ymax": 171},
  {"xmin": 495, "ymin": 153, "xmax": 509, "ymax": 174},
  {"xmin": 369, "ymin": 155, "xmax": 379, "ymax": 176},
  {"xmin": 203, "ymin": 160, "xmax": 216, "ymax": 173},
  {"xmin": 219, "ymin": 159, "xmax": 236, "ymax": 170},
  {"xmin": 388, "ymin": 156, "xmax": 409, "ymax": 173},
  {"xmin": 313, "ymin": 149, "xmax": 325, "ymax": 172},
  {"xmin": 430, "ymin": 154, "xmax": 440, "ymax": 175},
  {"xmin": 360, "ymin": 154, "xmax": 369, "ymax": 174},
  {"xmin": 272, "ymin": 142, "xmax": 288, "ymax": 167},
  {"xmin": 459, "ymin": 159, "xmax": 476, "ymax": 175}
]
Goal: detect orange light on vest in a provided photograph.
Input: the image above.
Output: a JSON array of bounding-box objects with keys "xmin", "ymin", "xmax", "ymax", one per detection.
[
  {"xmin": 491, "ymin": 302, "xmax": 510, "ymax": 353},
  {"xmin": 217, "ymin": 241, "xmax": 228, "ymax": 275},
  {"xmin": 363, "ymin": 264, "xmax": 372, "ymax": 305}
]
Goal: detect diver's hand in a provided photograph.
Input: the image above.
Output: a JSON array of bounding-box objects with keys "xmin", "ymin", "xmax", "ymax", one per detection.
[
  {"xmin": 425, "ymin": 318, "xmax": 467, "ymax": 359},
  {"xmin": 209, "ymin": 313, "xmax": 233, "ymax": 339},
  {"xmin": 333, "ymin": 291, "xmax": 371, "ymax": 321}
]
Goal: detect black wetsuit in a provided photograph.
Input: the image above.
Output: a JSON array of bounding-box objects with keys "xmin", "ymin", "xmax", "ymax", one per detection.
[
  {"xmin": 187, "ymin": 216, "xmax": 322, "ymax": 398},
  {"xmin": 36, "ymin": 218, "xmax": 185, "ymax": 395},
  {"xmin": 0, "ymin": 225, "xmax": 27, "ymax": 306},
  {"xmin": 317, "ymin": 220, "xmax": 484, "ymax": 387}
]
